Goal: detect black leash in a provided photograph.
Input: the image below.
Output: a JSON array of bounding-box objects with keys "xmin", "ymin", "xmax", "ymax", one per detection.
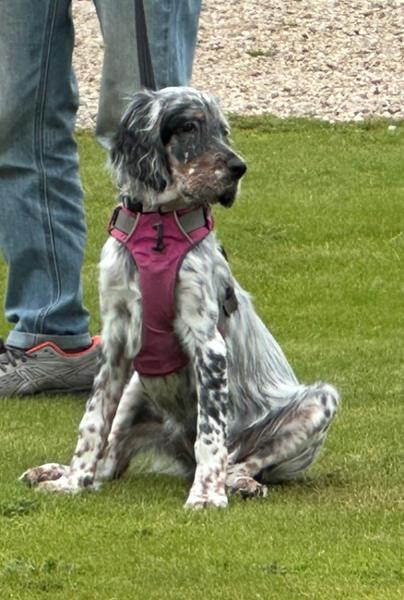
[{"xmin": 135, "ymin": 0, "xmax": 157, "ymax": 90}]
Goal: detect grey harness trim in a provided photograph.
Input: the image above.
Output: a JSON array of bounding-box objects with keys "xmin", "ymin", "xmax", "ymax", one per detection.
[{"xmin": 111, "ymin": 205, "xmax": 208, "ymax": 237}]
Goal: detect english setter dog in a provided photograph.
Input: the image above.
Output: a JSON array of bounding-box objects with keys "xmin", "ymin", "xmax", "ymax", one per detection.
[{"xmin": 21, "ymin": 87, "xmax": 339, "ymax": 508}]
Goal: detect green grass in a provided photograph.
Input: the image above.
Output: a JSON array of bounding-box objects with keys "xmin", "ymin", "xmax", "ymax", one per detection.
[{"xmin": 1, "ymin": 118, "xmax": 403, "ymax": 599}]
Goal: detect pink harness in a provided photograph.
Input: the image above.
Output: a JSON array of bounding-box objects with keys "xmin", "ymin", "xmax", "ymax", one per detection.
[{"xmin": 109, "ymin": 204, "xmax": 214, "ymax": 377}]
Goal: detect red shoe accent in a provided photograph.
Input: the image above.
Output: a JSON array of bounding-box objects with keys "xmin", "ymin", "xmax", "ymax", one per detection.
[{"xmin": 26, "ymin": 335, "xmax": 101, "ymax": 357}]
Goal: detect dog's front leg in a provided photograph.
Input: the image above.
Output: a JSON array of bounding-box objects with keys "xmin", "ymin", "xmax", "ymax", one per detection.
[
  {"xmin": 185, "ymin": 333, "xmax": 229, "ymax": 509},
  {"xmin": 64, "ymin": 350, "xmax": 133, "ymax": 491},
  {"xmin": 21, "ymin": 344, "xmax": 133, "ymax": 493},
  {"xmin": 21, "ymin": 256, "xmax": 139, "ymax": 492}
]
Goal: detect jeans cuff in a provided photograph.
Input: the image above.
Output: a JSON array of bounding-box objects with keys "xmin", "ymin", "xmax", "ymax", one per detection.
[{"xmin": 6, "ymin": 331, "xmax": 93, "ymax": 351}]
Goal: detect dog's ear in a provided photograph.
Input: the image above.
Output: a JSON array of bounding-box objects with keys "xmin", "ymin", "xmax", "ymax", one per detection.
[{"xmin": 110, "ymin": 91, "xmax": 171, "ymax": 192}]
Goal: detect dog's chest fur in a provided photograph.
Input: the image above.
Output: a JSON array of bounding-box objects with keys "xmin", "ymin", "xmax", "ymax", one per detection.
[{"xmin": 141, "ymin": 370, "xmax": 197, "ymax": 421}]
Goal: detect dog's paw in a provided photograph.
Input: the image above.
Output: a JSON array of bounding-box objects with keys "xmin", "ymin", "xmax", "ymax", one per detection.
[
  {"xmin": 184, "ymin": 481, "xmax": 228, "ymax": 510},
  {"xmin": 32, "ymin": 473, "xmax": 97, "ymax": 494},
  {"xmin": 185, "ymin": 463, "xmax": 228, "ymax": 509},
  {"xmin": 19, "ymin": 464, "xmax": 97, "ymax": 494},
  {"xmin": 33, "ymin": 474, "xmax": 84, "ymax": 495},
  {"xmin": 228, "ymin": 476, "xmax": 269, "ymax": 499},
  {"xmin": 184, "ymin": 490, "xmax": 228, "ymax": 510},
  {"xmin": 19, "ymin": 463, "xmax": 70, "ymax": 487}
]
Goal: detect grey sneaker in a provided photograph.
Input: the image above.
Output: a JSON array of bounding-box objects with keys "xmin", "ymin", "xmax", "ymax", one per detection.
[{"xmin": 0, "ymin": 336, "xmax": 102, "ymax": 397}]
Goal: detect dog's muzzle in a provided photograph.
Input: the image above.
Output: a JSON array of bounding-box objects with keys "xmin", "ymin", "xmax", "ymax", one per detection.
[{"xmin": 217, "ymin": 156, "xmax": 247, "ymax": 207}]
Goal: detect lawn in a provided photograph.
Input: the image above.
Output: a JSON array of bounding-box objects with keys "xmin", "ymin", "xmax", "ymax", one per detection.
[{"xmin": 0, "ymin": 118, "xmax": 403, "ymax": 599}]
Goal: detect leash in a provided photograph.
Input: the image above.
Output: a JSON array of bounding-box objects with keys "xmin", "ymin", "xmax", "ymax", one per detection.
[{"xmin": 135, "ymin": 0, "xmax": 156, "ymax": 90}]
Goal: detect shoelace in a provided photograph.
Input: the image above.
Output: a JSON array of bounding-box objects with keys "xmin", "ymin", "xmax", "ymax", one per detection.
[{"xmin": 0, "ymin": 338, "xmax": 31, "ymax": 373}]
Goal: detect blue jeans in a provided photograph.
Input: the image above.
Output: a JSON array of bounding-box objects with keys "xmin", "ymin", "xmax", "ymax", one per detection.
[{"xmin": 0, "ymin": 0, "xmax": 201, "ymax": 350}]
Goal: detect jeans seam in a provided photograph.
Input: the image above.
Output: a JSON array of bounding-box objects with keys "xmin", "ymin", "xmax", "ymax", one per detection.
[
  {"xmin": 33, "ymin": 0, "xmax": 62, "ymax": 335},
  {"xmin": 164, "ymin": 0, "xmax": 171, "ymax": 87},
  {"xmin": 144, "ymin": 0, "xmax": 170, "ymax": 88}
]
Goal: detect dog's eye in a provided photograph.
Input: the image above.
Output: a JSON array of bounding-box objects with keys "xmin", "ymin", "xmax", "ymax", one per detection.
[{"xmin": 177, "ymin": 122, "xmax": 197, "ymax": 134}]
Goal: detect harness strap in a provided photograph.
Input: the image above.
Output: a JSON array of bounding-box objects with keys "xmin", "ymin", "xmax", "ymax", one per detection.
[
  {"xmin": 108, "ymin": 203, "xmax": 238, "ymax": 374},
  {"xmin": 109, "ymin": 205, "xmax": 238, "ymax": 318},
  {"xmin": 109, "ymin": 207, "xmax": 137, "ymax": 236},
  {"xmin": 109, "ymin": 205, "xmax": 209, "ymax": 238},
  {"xmin": 176, "ymin": 209, "xmax": 207, "ymax": 235}
]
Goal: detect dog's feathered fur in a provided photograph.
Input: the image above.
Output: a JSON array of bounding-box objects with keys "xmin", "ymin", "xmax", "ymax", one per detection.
[{"xmin": 21, "ymin": 88, "xmax": 339, "ymax": 507}]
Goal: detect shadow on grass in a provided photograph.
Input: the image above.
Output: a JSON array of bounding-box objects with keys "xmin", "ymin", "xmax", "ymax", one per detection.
[
  {"xmin": 0, "ymin": 498, "xmax": 41, "ymax": 518},
  {"xmin": 105, "ymin": 465, "xmax": 351, "ymax": 508},
  {"xmin": 106, "ymin": 471, "xmax": 188, "ymax": 504},
  {"xmin": 289, "ymin": 469, "xmax": 350, "ymax": 490}
]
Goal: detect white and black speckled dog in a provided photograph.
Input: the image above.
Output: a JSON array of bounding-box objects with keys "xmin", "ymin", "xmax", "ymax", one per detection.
[{"xmin": 21, "ymin": 87, "xmax": 339, "ymax": 508}]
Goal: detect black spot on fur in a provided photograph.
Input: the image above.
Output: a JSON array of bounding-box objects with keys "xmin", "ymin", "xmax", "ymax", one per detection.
[{"xmin": 199, "ymin": 422, "xmax": 213, "ymax": 435}]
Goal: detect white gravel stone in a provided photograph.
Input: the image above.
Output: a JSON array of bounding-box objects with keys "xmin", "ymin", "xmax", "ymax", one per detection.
[{"xmin": 72, "ymin": 0, "xmax": 404, "ymax": 129}]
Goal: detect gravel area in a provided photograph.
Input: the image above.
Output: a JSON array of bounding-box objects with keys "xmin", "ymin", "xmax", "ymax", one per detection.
[{"xmin": 72, "ymin": 0, "xmax": 404, "ymax": 128}]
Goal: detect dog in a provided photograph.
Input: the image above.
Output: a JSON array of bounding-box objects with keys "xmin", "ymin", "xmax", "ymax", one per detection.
[{"xmin": 21, "ymin": 87, "xmax": 339, "ymax": 508}]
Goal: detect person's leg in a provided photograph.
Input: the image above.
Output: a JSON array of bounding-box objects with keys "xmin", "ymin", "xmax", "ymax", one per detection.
[
  {"xmin": 94, "ymin": 0, "xmax": 201, "ymax": 147},
  {"xmin": 0, "ymin": 1, "xmax": 100, "ymax": 395},
  {"xmin": 0, "ymin": 0, "xmax": 91, "ymax": 351},
  {"xmin": 144, "ymin": 0, "xmax": 202, "ymax": 89}
]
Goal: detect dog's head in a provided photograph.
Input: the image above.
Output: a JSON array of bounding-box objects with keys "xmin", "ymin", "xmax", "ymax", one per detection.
[{"xmin": 110, "ymin": 87, "xmax": 246, "ymax": 211}]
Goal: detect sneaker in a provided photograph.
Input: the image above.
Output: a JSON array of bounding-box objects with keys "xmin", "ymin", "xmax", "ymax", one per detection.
[{"xmin": 0, "ymin": 336, "xmax": 102, "ymax": 397}]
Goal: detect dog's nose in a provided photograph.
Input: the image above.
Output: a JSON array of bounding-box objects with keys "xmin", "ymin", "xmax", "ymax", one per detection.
[{"xmin": 227, "ymin": 157, "xmax": 247, "ymax": 179}]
